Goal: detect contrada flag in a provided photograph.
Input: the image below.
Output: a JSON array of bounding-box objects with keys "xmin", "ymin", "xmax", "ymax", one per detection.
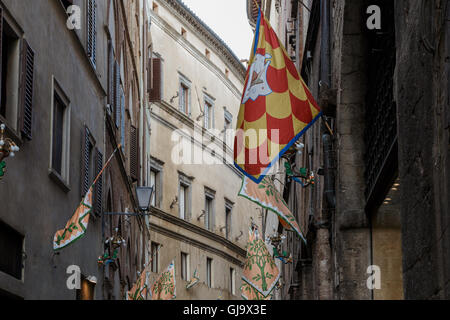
[
  {"xmin": 234, "ymin": 7, "xmax": 322, "ymax": 183},
  {"xmin": 53, "ymin": 187, "xmax": 93, "ymax": 251}
]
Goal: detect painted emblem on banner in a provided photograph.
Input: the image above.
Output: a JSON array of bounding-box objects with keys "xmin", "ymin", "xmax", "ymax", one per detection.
[{"xmin": 242, "ymin": 53, "xmax": 273, "ymax": 103}]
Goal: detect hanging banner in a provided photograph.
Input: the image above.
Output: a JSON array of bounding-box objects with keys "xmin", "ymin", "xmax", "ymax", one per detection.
[
  {"xmin": 53, "ymin": 187, "xmax": 93, "ymax": 251},
  {"xmin": 127, "ymin": 267, "xmax": 150, "ymax": 300},
  {"xmin": 151, "ymin": 261, "xmax": 176, "ymax": 300},
  {"xmin": 242, "ymin": 229, "xmax": 280, "ymax": 298},
  {"xmin": 238, "ymin": 176, "xmax": 306, "ymax": 244},
  {"xmin": 234, "ymin": 6, "xmax": 322, "ymax": 184}
]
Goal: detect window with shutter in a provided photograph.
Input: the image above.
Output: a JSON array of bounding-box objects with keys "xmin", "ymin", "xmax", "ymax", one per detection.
[
  {"xmin": 130, "ymin": 125, "xmax": 138, "ymax": 182},
  {"xmin": 94, "ymin": 148, "xmax": 103, "ymax": 217},
  {"xmin": 147, "ymin": 56, "xmax": 152, "ymax": 94},
  {"xmin": 19, "ymin": 39, "xmax": 34, "ymax": 140},
  {"xmin": 108, "ymin": 41, "xmax": 114, "ymax": 107},
  {"xmin": 120, "ymin": 87, "xmax": 125, "ymax": 152},
  {"xmin": 81, "ymin": 126, "xmax": 93, "ymax": 197},
  {"xmin": 86, "ymin": 0, "xmax": 97, "ymax": 67},
  {"xmin": 249, "ymin": 0, "xmax": 262, "ymax": 25},
  {"xmin": 0, "ymin": 14, "xmax": 22, "ymax": 133},
  {"xmin": 114, "ymin": 61, "xmax": 121, "ymax": 128},
  {"xmin": 149, "ymin": 58, "xmax": 162, "ymax": 102}
]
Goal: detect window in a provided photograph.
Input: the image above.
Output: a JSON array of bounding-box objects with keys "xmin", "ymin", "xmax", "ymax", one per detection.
[
  {"xmin": 181, "ymin": 27, "xmax": 187, "ymax": 39},
  {"xmin": 149, "ymin": 55, "xmax": 163, "ymax": 102},
  {"xmin": 230, "ymin": 268, "xmax": 236, "ymax": 295},
  {"xmin": 0, "ymin": 18, "xmax": 20, "ymax": 129},
  {"xmin": 0, "ymin": 221, "xmax": 24, "ymax": 280},
  {"xmin": 52, "ymin": 94, "xmax": 65, "ymax": 175},
  {"xmin": 178, "ymin": 73, "xmax": 191, "ymax": 115},
  {"xmin": 0, "ymin": 13, "xmax": 34, "ymax": 140},
  {"xmin": 86, "ymin": 0, "xmax": 97, "ymax": 67},
  {"xmin": 205, "ymin": 48, "xmax": 211, "ymax": 60},
  {"xmin": 206, "ymin": 258, "xmax": 213, "ymax": 288},
  {"xmin": 149, "ymin": 157, "xmax": 163, "ymax": 208},
  {"xmin": 150, "ymin": 170, "xmax": 157, "ymax": 207},
  {"xmin": 225, "ymin": 204, "xmax": 232, "ymax": 240},
  {"xmin": 50, "ymin": 80, "xmax": 71, "ymax": 187},
  {"xmin": 204, "ymin": 188, "xmax": 215, "ymax": 231},
  {"xmin": 225, "ymin": 68, "xmax": 229, "ymax": 79},
  {"xmin": 181, "ymin": 252, "xmax": 189, "ymax": 281},
  {"xmin": 179, "ymin": 184, "xmax": 188, "ymax": 220},
  {"xmin": 151, "ymin": 242, "xmax": 160, "ymax": 273},
  {"xmin": 204, "ymin": 100, "xmax": 214, "ymax": 129},
  {"xmin": 179, "ymin": 172, "xmax": 192, "ymax": 221},
  {"xmin": 179, "ymin": 83, "xmax": 189, "ymax": 114}
]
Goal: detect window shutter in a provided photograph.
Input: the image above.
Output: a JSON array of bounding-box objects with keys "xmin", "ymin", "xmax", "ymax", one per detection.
[
  {"xmin": 114, "ymin": 61, "xmax": 121, "ymax": 128},
  {"xmin": 81, "ymin": 126, "xmax": 91, "ymax": 197},
  {"xmin": 149, "ymin": 58, "xmax": 161, "ymax": 101},
  {"xmin": 0, "ymin": 8, "xmax": 3, "ymax": 109},
  {"xmin": 94, "ymin": 148, "xmax": 103, "ymax": 217},
  {"xmin": 87, "ymin": 0, "xmax": 97, "ymax": 66},
  {"xmin": 19, "ymin": 39, "xmax": 35, "ymax": 140},
  {"xmin": 108, "ymin": 41, "xmax": 114, "ymax": 107},
  {"xmin": 251, "ymin": 0, "xmax": 261, "ymax": 24},
  {"xmin": 147, "ymin": 57, "xmax": 152, "ymax": 94},
  {"xmin": 120, "ymin": 88, "xmax": 125, "ymax": 152},
  {"xmin": 130, "ymin": 125, "xmax": 139, "ymax": 182}
]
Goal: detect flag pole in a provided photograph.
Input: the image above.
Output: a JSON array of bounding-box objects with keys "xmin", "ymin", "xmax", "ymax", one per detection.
[{"xmin": 92, "ymin": 144, "xmax": 121, "ymax": 186}]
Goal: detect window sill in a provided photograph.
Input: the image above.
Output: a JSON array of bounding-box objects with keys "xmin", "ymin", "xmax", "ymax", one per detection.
[
  {"xmin": 0, "ymin": 116, "xmax": 23, "ymax": 147},
  {"xmin": 48, "ymin": 168, "xmax": 71, "ymax": 193}
]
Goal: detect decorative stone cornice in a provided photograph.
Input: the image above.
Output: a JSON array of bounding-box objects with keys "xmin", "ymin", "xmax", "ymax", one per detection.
[{"xmin": 160, "ymin": 0, "xmax": 247, "ymax": 79}]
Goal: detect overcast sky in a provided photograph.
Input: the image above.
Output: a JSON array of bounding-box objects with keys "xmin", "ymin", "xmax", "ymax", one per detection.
[{"xmin": 180, "ymin": 0, "xmax": 254, "ymax": 61}]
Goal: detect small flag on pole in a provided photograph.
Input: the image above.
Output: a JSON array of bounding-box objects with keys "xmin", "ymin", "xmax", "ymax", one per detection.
[
  {"xmin": 151, "ymin": 261, "xmax": 176, "ymax": 300},
  {"xmin": 234, "ymin": 5, "xmax": 321, "ymax": 184}
]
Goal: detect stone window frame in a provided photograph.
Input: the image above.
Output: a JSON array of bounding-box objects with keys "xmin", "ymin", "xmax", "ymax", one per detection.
[
  {"xmin": 178, "ymin": 171, "xmax": 193, "ymax": 221},
  {"xmin": 203, "ymin": 92, "xmax": 216, "ymax": 130},
  {"xmin": 149, "ymin": 157, "xmax": 164, "ymax": 209},
  {"xmin": 178, "ymin": 71, "xmax": 192, "ymax": 116},
  {"xmin": 204, "ymin": 187, "xmax": 216, "ymax": 232},
  {"xmin": 48, "ymin": 76, "xmax": 72, "ymax": 191},
  {"xmin": 225, "ymin": 199, "xmax": 234, "ymax": 241}
]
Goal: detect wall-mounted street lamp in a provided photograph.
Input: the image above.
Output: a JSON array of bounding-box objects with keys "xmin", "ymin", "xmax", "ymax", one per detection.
[{"xmin": 105, "ymin": 186, "xmax": 154, "ymax": 217}]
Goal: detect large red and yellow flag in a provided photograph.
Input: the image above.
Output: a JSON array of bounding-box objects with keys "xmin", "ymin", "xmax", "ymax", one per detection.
[{"xmin": 234, "ymin": 7, "xmax": 321, "ymax": 183}]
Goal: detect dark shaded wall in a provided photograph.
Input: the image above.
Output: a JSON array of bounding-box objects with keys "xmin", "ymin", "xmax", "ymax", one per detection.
[{"xmin": 395, "ymin": 0, "xmax": 450, "ymax": 299}]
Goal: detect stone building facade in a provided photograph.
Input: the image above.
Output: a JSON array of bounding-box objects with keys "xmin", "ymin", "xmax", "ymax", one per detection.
[
  {"xmin": 146, "ymin": 0, "xmax": 262, "ymax": 300},
  {"xmin": 251, "ymin": 0, "xmax": 450, "ymax": 300},
  {"xmin": 0, "ymin": 0, "xmax": 149, "ymax": 300}
]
